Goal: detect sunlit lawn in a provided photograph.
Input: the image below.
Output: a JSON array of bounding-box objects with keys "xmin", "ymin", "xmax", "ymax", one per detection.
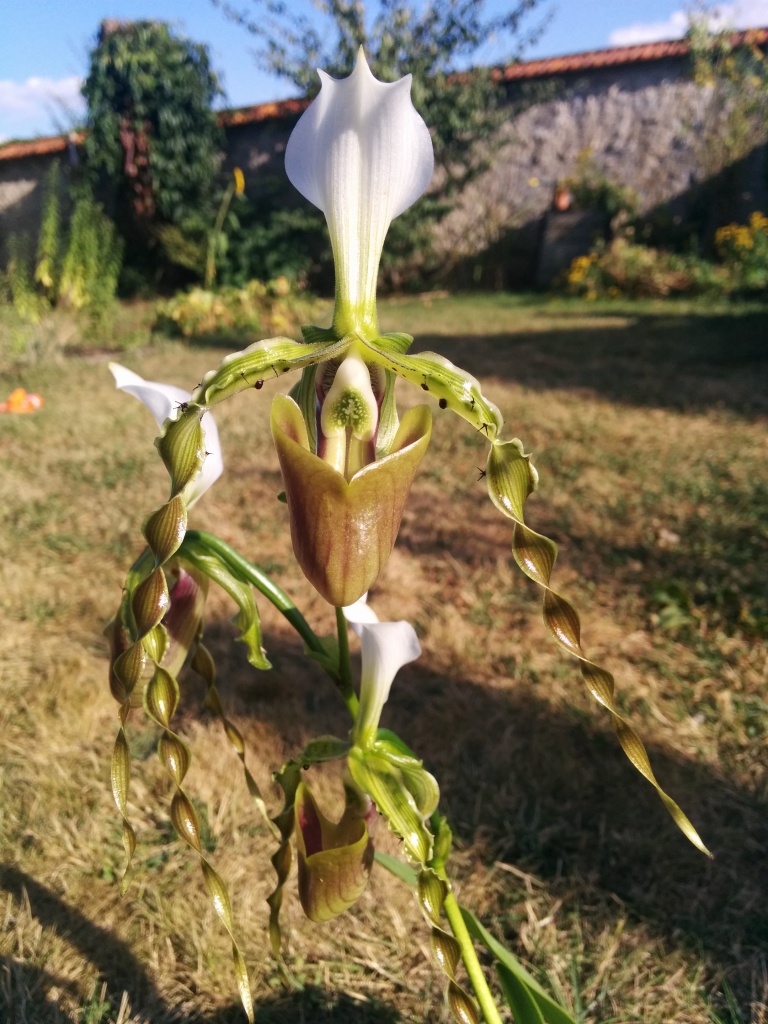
[{"xmin": 1, "ymin": 293, "xmax": 766, "ymax": 1023}]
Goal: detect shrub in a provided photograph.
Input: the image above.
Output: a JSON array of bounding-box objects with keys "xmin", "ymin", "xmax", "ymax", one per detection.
[
  {"xmin": 34, "ymin": 161, "xmax": 61, "ymax": 299},
  {"xmin": 58, "ymin": 190, "xmax": 124, "ymax": 322},
  {"xmin": 153, "ymin": 277, "xmax": 315, "ymax": 342},
  {"xmin": 565, "ymin": 238, "xmax": 728, "ymax": 298},
  {"xmin": 2, "ymin": 180, "xmax": 123, "ymax": 335},
  {"xmin": 559, "ymin": 150, "xmax": 640, "ymax": 219},
  {"xmin": 715, "ymin": 211, "xmax": 768, "ymax": 291},
  {"xmin": 4, "ymin": 235, "xmax": 47, "ymax": 323},
  {"xmin": 214, "ymin": 180, "xmax": 328, "ymax": 290},
  {"xmin": 82, "ymin": 20, "xmax": 223, "ymax": 289}
]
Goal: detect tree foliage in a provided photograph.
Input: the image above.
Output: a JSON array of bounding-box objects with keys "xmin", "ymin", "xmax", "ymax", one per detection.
[
  {"xmin": 82, "ymin": 20, "xmax": 224, "ymax": 284},
  {"xmin": 213, "ymin": 0, "xmax": 546, "ymax": 285}
]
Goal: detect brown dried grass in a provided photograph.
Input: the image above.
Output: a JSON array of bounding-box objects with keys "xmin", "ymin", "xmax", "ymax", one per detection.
[{"xmin": 1, "ymin": 294, "xmax": 767, "ymax": 1023}]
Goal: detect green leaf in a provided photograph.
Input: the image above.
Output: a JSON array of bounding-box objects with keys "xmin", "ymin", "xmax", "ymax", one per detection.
[
  {"xmin": 304, "ymin": 634, "xmax": 340, "ymax": 678},
  {"xmin": 373, "ymin": 849, "xmax": 418, "ymax": 887},
  {"xmin": 496, "ymin": 963, "xmax": 547, "ymax": 1024},
  {"xmin": 460, "ymin": 905, "xmax": 578, "ymax": 1024},
  {"xmin": 178, "ymin": 537, "xmax": 271, "ymax": 670}
]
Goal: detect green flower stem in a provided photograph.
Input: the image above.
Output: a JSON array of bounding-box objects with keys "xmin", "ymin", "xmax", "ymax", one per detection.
[
  {"xmin": 205, "ymin": 181, "xmax": 235, "ymax": 289},
  {"xmin": 436, "ymin": 867, "xmax": 504, "ymax": 1024},
  {"xmin": 335, "ymin": 606, "xmax": 359, "ymax": 718},
  {"xmin": 184, "ymin": 530, "xmax": 328, "ymax": 667}
]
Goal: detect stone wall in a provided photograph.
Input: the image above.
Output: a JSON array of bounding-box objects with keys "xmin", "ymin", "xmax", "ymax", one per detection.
[{"xmin": 437, "ymin": 56, "xmax": 768, "ymax": 284}]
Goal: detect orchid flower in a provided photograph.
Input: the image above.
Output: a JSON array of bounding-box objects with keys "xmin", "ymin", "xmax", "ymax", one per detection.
[
  {"xmin": 105, "ymin": 52, "xmax": 711, "ymax": 1024},
  {"xmin": 178, "ymin": 52, "xmax": 500, "ymax": 607},
  {"xmin": 110, "ymin": 362, "xmax": 222, "ymax": 507},
  {"xmin": 127, "ymin": 55, "xmax": 704, "ymax": 861},
  {"xmin": 343, "ymin": 596, "xmax": 421, "ymax": 749},
  {"xmin": 133, "ymin": 49, "xmax": 705, "ymax": 860}
]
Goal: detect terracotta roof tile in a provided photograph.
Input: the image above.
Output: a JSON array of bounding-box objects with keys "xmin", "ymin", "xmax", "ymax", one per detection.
[
  {"xmin": 0, "ymin": 131, "xmax": 84, "ymax": 162},
  {"xmin": 499, "ymin": 27, "xmax": 768, "ymax": 81},
  {"xmin": 218, "ymin": 96, "xmax": 309, "ymax": 127},
  {"xmin": 0, "ymin": 98, "xmax": 306, "ymax": 162}
]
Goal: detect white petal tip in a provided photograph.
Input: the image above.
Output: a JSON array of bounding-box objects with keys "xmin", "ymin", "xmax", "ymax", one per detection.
[{"xmin": 109, "ymin": 362, "xmax": 143, "ymax": 388}]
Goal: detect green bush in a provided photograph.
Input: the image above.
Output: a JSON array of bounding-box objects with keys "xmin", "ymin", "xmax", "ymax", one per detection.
[
  {"xmin": 715, "ymin": 212, "xmax": 768, "ymax": 292},
  {"xmin": 560, "ymin": 150, "xmax": 640, "ymax": 218},
  {"xmin": 35, "ymin": 160, "xmax": 61, "ymax": 300},
  {"xmin": 2, "ymin": 171, "xmax": 123, "ymax": 337},
  {"xmin": 82, "ymin": 20, "xmax": 223, "ymax": 290},
  {"xmin": 4, "ymin": 235, "xmax": 47, "ymax": 322},
  {"xmin": 565, "ymin": 238, "xmax": 729, "ymax": 298},
  {"xmin": 58, "ymin": 190, "xmax": 124, "ymax": 322},
  {"xmin": 154, "ymin": 277, "xmax": 315, "ymax": 342},
  {"xmin": 214, "ymin": 180, "xmax": 328, "ymax": 289}
]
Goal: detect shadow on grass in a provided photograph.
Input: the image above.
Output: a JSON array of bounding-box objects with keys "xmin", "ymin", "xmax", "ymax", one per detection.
[
  {"xmin": 412, "ymin": 307, "xmax": 768, "ymax": 418},
  {"xmin": 0, "ymin": 863, "xmax": 184, "ymax": 1024},
  {"xmin": 0, "ymin": 865, "xmax": 402, "ymax": 1023}
]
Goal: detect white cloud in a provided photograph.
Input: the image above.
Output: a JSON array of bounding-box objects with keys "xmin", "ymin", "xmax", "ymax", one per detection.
[
  {"xmin": 609, "ymin": 1, "xmax": 768, "ymax": 47},
  {"xmin": 0, "ymin": 75, "xmax": 84, "ymax": 137}
]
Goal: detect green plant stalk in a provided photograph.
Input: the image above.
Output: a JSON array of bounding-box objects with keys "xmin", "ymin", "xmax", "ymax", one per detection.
[
  {"xmin": 205, "ymin": 182, "xmax": 235, "ymax": 289},
  {"xmin": 436, "ymin": 866, "xmax": 505, "ymax": 1024},
  {"xmin": 183, "ymin": 531, "xmax": 359, "ymax": 715},
  {"xmin": 184, "ymin": 530, "xmax": 322, "ymax": 656},
  {"xmin": 335, "ymin": 605, "xmax": 359, "ymax": 717}
]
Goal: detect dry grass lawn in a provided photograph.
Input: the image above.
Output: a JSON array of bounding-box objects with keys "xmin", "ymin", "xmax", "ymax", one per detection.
[{"xmin": 1, "ymin": 293, "xmax": 766, "ymax": 1023}]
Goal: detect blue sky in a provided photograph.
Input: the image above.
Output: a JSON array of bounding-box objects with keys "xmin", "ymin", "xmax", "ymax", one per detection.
[{"xmin": 2, "ymin": 0, "xmax": 768, "ymax": 142}]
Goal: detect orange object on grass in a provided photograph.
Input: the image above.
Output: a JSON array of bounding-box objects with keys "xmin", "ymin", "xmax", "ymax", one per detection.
[{"xmin": 0, "ymin": 388, "xmax": 44, "ymax": 413}]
